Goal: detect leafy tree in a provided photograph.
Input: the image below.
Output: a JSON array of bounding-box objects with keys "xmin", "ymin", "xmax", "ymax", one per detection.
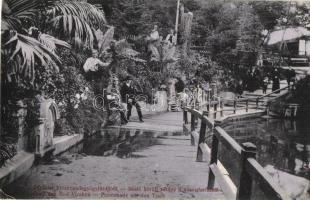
[{"xmin": 251, "ymin": 1, "xmax": 287, "ymax": 31}]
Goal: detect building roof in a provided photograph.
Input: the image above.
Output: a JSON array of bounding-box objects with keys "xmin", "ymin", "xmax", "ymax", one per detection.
[{"xmin": 265, "ymin": 27, "xmax": 310, "ymax": 45}]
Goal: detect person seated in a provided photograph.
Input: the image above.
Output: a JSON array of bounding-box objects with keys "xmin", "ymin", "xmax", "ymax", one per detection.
[
  {"xmin": 147, "ymin": 25, "xmax": 160, "ymax": 42},
  {"xmin": 165, "ymin": 29, "xmax": 177, "ymax": 46},
  {"xmin": 106, "ymin": 88, "xmax": 128, "ymax": 125}
]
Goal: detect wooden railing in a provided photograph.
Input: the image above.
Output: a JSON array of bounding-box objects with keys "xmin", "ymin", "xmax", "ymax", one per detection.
[
  {"xmin": 183, "ymin": 107, "xmax": 291, "ymax": 200},
  {"xmin": 188, "ymin": 85, "xmax": 293, "ymax": 120}
]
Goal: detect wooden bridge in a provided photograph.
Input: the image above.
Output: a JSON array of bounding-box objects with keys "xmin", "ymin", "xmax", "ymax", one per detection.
[{"xmin": 111, "ymin": 83, "xmax": 294, "ymax": 200}]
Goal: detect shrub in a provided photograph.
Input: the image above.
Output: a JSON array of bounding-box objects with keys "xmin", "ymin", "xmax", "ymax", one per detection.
[{"xmin": 0, "ymin": 141, "xmax": 17, "ymax": 168}]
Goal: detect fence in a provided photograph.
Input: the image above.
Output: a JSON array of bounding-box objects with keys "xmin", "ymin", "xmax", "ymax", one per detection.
[
  {"xmin": 183, "ymin": 107, "xmax": 291, "ymax": 200},
  {"xmin": 190, "ymin": 84, "xmax": 293, "ymax": 120}
]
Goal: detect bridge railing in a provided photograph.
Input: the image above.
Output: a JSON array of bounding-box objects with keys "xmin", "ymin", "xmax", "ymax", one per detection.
[
  {"xmin": 183, "ymin": 107, "xmax": 291, "ymax": 200},
  {"xmin": 192, "ymin": 84, "xmax": 293, "ymax": 119}
]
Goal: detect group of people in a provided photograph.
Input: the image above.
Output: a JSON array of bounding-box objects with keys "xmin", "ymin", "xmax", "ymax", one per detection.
[
  {"xmin": 105, "ymin": 76, "xmax": 144, "ymax": 125},
  {"xmin": 146, "ymin": 25, "xmax": 177, "ymax": 61},
  {"xmin": 178, "ymin": 79, "xmax": 213, "ymax": 109},
  {"xmin": 240, "ymin": 66, "xmax": 296, "ymax": 95}
]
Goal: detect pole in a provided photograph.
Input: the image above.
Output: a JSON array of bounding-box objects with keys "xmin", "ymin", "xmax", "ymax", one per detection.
[{"xmin": 175, "ymin": 0, "xmax": 180, "ymax": 40}]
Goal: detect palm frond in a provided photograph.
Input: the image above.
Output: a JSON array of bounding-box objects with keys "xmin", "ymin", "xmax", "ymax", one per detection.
[
  {"xmin": 114, "ymin": 39, "xmax": 146, "ymax": 63},
  {"xmin": 115, "ymin": 39, "xmax": 132, "ymax": 51},
  {"xmin": 38, "ymin": 33, "xmax": 71, "ymax": 52},
  {"xmin": 46, "ymin": 1, "xmax": 108, "ymax": 48},
  {"xmin": 51, "ymin": 15, "xmax": 95, "ymax": 48},
  {"xmin": 2, "ymin": 0, "xmax": 38, "ymax": 30},
  {"xmin": 4, "ymin": 32, "xmax": 62, "ymax": 83},
  {"xmin": 47, "ymin": 1, "xmax": 107, "ymax": 29},
  {"xmin": 96, "ymin": 26, "xmax": 114, "ymax": 53},
  {"xmin": 120, "ymin": 48, "xmax": 140, "ymax": 57}
]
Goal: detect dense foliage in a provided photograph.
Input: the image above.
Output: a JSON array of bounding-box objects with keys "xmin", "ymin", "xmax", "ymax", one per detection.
[
  {"xmin": 0, "ymin": 141, "xmax": 17, "ymax": 167},
  {"xmin": 1, "ymin": 0, "xmax": 109, "ymax": 146}
]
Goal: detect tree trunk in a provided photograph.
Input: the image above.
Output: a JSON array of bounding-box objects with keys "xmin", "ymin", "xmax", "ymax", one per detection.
[{"xmin": 181, "ymin": 12, "xmax": 193, "ymax": 58}]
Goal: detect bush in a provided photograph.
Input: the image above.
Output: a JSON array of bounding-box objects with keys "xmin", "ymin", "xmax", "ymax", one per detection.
[
  {"xmin": 0, "ymin": 141, "xmax": 17, "ymax": 168},
  {"xmin": 54, "ymin": 98, "xmax": 107, "ymax": 137}
]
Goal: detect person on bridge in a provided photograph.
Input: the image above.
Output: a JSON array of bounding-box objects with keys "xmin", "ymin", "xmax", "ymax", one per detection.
[
  {"xmin": 120, "ymin": 76, "xmax": 144, "ymax": 122},
  {"xmin": 262, "ymin": 76, "xmax": 269, "ymax": 94},
  {"xmin": 272, "ymin": 68, "xmax": 280, "ymax": 93}
]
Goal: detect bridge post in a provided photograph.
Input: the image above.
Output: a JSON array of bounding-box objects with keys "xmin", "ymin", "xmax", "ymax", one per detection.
[
  {"xmin": 183, "ymin": 109, "xmax": 188, "ymax": 124},
  {"xmin": 233, "ymin": 100, "xmax": 237, "ymax": 114},
  {"xmin": 237, "ymin": 142, "xmax": 257, "ymax": 200},
  {"xmin": 213, "ymin": 103, "xmax": 217, "ymax": 119},
  {"xmin": 266, "ymin": 102, "xmax": 270, "ymax": 116},
  {"xmin": 196, "ymin": 114, "xmax": 207, "ymax": 162},
  {"xmin": 220, "ymin": 101, "xmax": 223, "ymax": 117},
  {"xmin": 190, "ymin": 113, "xmax": 196, "ymax": 146},
  {"xmin": 246, "ymin": 99, "xmax": 249, "ymax": 113},
  {"xmin": 256, "ymin": 98, "xmax": 259, "ymax": 109},
  {"xmin": 207, "ymin": 129, "xmax": 219, "ymax": 189}
]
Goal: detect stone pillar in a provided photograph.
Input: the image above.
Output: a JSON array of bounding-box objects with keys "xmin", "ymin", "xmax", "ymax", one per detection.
[
  {"xmin": 34, "ymin": 98, "xmax": 60, "ymax": 157},
  {"xmin": 10, "ymin": 100, "xmax": 28, "ymax": 152}
]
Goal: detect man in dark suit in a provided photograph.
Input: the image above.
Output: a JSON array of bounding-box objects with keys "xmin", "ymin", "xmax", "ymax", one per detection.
[{"xmin": 121, "ymin": 76, "xmax": 144, "ymax": 122}]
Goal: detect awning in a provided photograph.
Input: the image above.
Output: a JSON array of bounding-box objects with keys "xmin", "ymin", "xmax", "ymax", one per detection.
[{"xmin": 265, "ymin": 27, "xmax": 310, "ymax": 45}]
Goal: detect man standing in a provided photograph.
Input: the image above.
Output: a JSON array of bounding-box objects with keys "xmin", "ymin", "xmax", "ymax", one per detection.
[
  {"xmin": 121, "ymin": 76, "xmax": 144, "ymax": 122},
  {"xmin": 146, "ymin": 25, "xmax": 160, "ymax": 61}
]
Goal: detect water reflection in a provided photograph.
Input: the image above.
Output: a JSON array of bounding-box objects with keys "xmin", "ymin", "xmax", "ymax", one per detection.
[
  {"xmin": 67, "ymin": 128, "xmax": 161, "ymax": 159},
  {"xmin": 222, "ymin": 118, "xmax": 310, "ymax": 179}
]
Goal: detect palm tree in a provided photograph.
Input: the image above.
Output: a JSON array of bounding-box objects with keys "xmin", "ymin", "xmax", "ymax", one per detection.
[
  {"xmin": 1, "ymin": 0, "xmax": 116, "ymax": 85},
  {"xmin": 46, "ymin": 0, "xmax": 107, "ymax": 48},
  {"xmin": 1, "ymin": 0, "xmax": 71, "ymax": 85}
]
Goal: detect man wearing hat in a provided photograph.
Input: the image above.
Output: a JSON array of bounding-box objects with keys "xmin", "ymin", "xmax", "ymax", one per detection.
[{"xmin": 121, "ymin": 76, "xmax": 144, "ymax": 122}]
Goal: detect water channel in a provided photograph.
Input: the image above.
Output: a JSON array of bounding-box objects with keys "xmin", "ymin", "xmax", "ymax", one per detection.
[
  {"xmin": 221, "ymin": 118, "xmax": 310, "ymax": 179},
  {"xmin": 218, "ymin": 117, "xmax": 310, "ymax": 199}
]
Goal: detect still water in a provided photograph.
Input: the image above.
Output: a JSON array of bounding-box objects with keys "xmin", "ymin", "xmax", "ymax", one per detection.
[
  {"xmin": 63, "ymin": 128, "xmax": 181, "ymax": 158},
  {"xmin": 221, "ymin": 118, "xmax": 310, "ymax": 179}
]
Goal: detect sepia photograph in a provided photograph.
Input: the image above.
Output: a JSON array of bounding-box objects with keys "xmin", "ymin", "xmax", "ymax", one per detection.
[{"xmin": 0, "ymin": 0, "xmax": 309, "ymax": 199}]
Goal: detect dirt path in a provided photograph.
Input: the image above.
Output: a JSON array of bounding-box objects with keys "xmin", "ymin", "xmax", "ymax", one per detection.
[
  {"xmin": 110, "ymin": 111, "xmax": 184, "ymax": 132},
  {"xmin": 4, "ymin": 112, "xmax": 225, "ymax": 199}
]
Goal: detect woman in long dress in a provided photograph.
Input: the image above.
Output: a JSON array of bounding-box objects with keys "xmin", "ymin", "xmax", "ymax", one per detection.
[{"xmin": 272, "ymin": 68, "xmax": 280, "ymax": 93}]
